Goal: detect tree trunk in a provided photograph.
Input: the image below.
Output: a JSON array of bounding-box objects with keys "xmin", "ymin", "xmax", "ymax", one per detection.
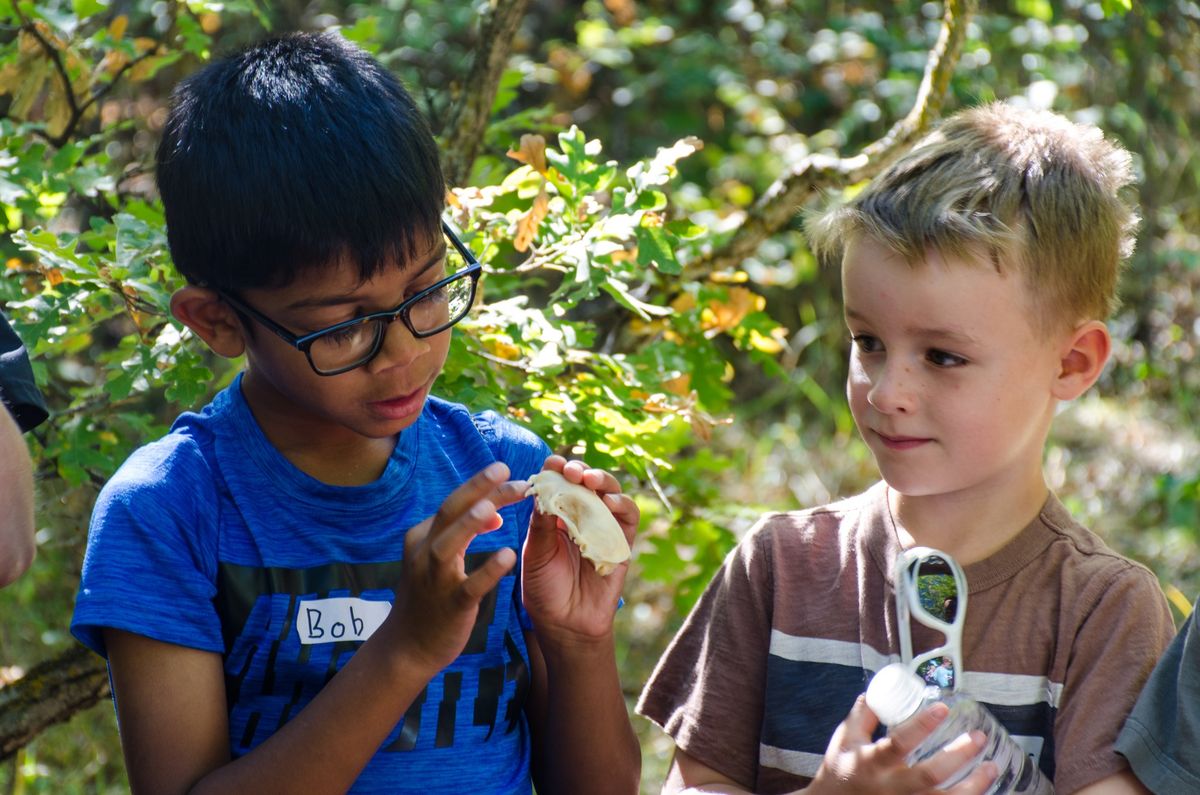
[{"xmin": 441, "ymin": 0, "xmax": 533, "ymax": 187}]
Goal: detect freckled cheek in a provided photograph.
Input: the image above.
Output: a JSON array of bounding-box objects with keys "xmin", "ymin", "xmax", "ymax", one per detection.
[{"xmin": 846, "ymin": 364, "xmax": 872, "ymax": 412}]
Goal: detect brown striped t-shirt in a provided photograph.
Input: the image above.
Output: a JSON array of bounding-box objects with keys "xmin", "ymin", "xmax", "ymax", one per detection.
[{"xmin": 637, "ymin": 482, "xmax": 1176, "ymax": 794}]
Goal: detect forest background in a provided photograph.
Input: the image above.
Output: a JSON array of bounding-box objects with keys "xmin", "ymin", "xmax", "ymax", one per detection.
[{"xmin": 0, "ymin": 0, "xmax": 1198, "ymax": 792}]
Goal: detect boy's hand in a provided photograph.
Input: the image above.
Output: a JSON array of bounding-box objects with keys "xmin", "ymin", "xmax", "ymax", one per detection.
[
  {"xmin": 806, "ymin": 695, "xmax": 996, "ymax": 795},
  {"xmin": 522, "ymin": 455, "xmax": 639, "ymax": 642},
  {"xmin": 382, "ymin": 462, "xmax": 527, "ymax": 673}
]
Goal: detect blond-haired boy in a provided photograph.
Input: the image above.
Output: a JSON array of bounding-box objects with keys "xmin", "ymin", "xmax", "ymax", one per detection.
[{"xmin": 638, "ymin": 103, "xmax": 1174, "ymax": 795}]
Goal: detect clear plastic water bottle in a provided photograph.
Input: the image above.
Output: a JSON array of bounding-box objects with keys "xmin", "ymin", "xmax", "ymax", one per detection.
[{"xmin": 866, "ymin": 663, "xmax": 1054, "ymax": 794}]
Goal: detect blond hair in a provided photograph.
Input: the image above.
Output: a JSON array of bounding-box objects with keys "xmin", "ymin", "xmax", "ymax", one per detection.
[{"xmin": 806, "ymin": 102, "xmax": 1139, "ymax": 330}]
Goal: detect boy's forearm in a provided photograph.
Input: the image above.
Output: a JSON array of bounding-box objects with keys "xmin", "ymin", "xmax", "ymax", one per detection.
[
  {"xmin": 0, "ymin": 406, "xmax": 35, "ymax": 587},
  {"xmin": 529, "ymin": 631, "xmax": 641, "ymax": 795},
  {"xmin": 185, "ymin": 627, "xmax": 441, "ymax": 794}
]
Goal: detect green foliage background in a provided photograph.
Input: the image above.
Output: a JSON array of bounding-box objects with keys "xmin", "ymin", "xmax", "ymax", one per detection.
[{"xmin": 1, "ymin": 1, "xmax": 1198, "ymax": 791}]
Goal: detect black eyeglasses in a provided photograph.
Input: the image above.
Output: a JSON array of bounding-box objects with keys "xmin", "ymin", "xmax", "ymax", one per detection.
[{"xmin": 217, "ymin": 221, "xmax": 483, "ymax": 376}]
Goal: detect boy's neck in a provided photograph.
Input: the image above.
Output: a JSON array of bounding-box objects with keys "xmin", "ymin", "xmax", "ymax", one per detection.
[
  {"xmin": 888, "ymin": 474, "xmax": 1051, "ymax": 566},
  {"xmin": 240, "ymin": 372, "xmax": 398, "ymax": 487}
]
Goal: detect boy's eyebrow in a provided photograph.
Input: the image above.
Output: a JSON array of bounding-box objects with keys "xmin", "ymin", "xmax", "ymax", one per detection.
[
  {"xmin": 843, "ymin": 307, "xmax": 981, "ymax": 346},
  {"xmin": 284, "ymin": 241, "xmax": 449, "ymax": 311}
]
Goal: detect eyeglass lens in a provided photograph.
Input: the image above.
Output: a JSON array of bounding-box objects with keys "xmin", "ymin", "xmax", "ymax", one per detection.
[
  {"xmin": 912, "ymin": 555, "xmax": 959, "ymax": 687},
  {"xmin": 913, "ymin": 556, "xmax": 958, "ymax": 623},
  {"xmin": 308, "ymin": 240, "xmax": 475, "ymax": 374}
]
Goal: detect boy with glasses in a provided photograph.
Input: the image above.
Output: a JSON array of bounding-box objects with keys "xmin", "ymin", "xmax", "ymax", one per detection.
[
  {"xmin": 637, "ymin": 104, "xmax": 1175, "ymax": 794},
  {"xmin": 70, "ymin": 32, "xmax": 639, "ymax": 794}
]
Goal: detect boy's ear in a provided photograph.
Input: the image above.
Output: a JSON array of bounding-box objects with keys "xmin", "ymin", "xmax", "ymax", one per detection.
[
  {"xmin": 170, "ymin": 286, "xmax": 247, "ymax": 359},
  {"xmin": 1052, "ymin": 319, "xmax": 1111, "ymax": 400}
]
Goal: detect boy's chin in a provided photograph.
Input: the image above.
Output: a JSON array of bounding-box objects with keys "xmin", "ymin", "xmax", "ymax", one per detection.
[{"xmin": 876, "ymin": 470, "xmax": 946, "ymax": 498}]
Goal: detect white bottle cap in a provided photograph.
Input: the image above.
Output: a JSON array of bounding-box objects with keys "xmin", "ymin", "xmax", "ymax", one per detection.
[{"xmin": 866, "ymin": 663, "xmax": 929, "ymax": 726}]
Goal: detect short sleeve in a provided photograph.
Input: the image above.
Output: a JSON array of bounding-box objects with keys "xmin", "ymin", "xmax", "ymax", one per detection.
[
  {"xmin": 636, "ymin": 520, "xmax": 775, "ymax": 787},
  {"xmin": 1115, "ymin": 607, "xmax": 1200, "ymax": 794},
  {"xmin": 1052, "ymin": 564, "xmax": 1176, "ymax": 793},
  {"xmin": 71, "ymin": 435, "xmax": 225, "ymax": 657},
  {"xmin": 0, "ymin": 312, "xmax": 48, "ymax": 433}
]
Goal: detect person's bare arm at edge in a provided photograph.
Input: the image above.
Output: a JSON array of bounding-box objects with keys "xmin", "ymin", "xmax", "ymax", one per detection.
[
  {"xmin": 523, "ymin": 455, "xmax": 641, "ymax": 795},
  {"xmin": 663, "ymin": 695, "xmax": 996, "ymax": 795},
  {"xmin": 0, "ymin": 401, "xmax": 36, "ymax": 587},
  {"xmin": 105, "ymin": 463, "xmax": 526, "ymax": 795},
  {"xmin": 1072, "ymin": 771, "xmax": 1151, "ymax": 795}
]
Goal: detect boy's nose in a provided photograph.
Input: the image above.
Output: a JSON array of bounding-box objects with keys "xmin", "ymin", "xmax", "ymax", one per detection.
[
  {"xmin": 867, "ymin": 361, "xmax": 915, "ymax": 414},
  {"xmin": 368, "ymin": 318, "xmax": 430, "ymax": 373}
]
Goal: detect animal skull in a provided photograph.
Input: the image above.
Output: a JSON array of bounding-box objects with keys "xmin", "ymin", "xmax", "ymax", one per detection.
[{"xmin": 525, "ymin": 470, "xmax": 631, "ymax": 576}]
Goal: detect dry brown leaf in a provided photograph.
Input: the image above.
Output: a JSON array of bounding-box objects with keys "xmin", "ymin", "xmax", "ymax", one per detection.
[
  {"xmin": 506, "ymin": 134, "xmax": 548, "ymax": 175},
  {"xmin": 603, "ymin": 0, "xmax": 637, "ymax": 26},
  {"xmin": 513, "ymin": 186, "xmax": 550, "ymax": 253},
  {"xmin": 662, "ymin": 373, "xmax": 691, "ymax": 396}
]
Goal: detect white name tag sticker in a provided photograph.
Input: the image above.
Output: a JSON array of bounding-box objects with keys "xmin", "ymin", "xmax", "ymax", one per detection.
[{"xmin": 297, "ymin": 597, "xmax": 391, "ymax": 645}]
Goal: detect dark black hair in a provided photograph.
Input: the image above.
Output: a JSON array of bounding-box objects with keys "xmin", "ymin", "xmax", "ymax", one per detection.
[{"xmin": 156, "ymin": 31, "xmax": 445, "ymax": 290}]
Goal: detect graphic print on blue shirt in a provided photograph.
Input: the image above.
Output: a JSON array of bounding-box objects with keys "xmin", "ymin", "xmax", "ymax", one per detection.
[{"xmin": 216, "ymin": 556, "xmax": 531, "ymax": 755}]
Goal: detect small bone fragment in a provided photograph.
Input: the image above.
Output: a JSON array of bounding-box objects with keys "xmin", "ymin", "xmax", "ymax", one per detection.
[{"xmin": 525, "ymin": 470, "xmax": 631, "ymax": 575}]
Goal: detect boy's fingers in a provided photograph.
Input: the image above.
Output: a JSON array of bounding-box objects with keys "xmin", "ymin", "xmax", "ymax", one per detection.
[
  {"xmin": 900, "ymin": 730, "xmax": 985, "ymax": 791},
  {"xmin": 432, "ymin": 462, "xmax": 510, "ymax": 527},
  {"xmin": 945, "ymin": 759, "xmax": 997, "ymax": 795},
  {"xmin": 429, "ymin": 498, "xmax": 502, "ymax": 563},
  {"xmin": 491, "ymin": 478, "xmax": 530, "ymax": 508},
  {"xmin": 883, "ymin": 701, "xmax": 950, "ymax": 757},
  {"xmin": 603, "ymin": 493, "xmax": 639, "ymax": 538},
  {"xmin": 458, "ymin": 547, "xmax": 517, "ymax": 603}
]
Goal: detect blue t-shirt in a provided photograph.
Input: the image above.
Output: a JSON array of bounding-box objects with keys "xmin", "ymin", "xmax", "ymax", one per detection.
[{"xmin": 71, "ymin": 376, "xmax": 550, "ymax": 794}]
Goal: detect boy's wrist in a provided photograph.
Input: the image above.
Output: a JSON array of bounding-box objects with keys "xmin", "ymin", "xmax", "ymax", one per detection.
[
  {"xmin": 534, "ymin": 626, "xmax": 617, "ymax": 666},
  {"xmin": 367, "ymin": 621, "xmax": 453, "ymax": 683}
]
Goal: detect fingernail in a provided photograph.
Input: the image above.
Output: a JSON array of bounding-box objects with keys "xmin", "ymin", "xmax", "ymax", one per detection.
[
  {"xmin": 484, "ymin": 462, "xmax": 507, "ymax": 481},
  {"xmin": 471, "ymin": 500, "xmax": 494, "ymax": 520}
]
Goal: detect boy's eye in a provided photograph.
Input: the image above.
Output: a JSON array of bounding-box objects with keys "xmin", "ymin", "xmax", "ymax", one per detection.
[
  {"xmin": 927, "ymin": 349, "xmax": 967, "ymax": 367},
  {"xmin": 322, "ymin": 321, "xmax": 373, "ymax": 347},
  {"xmin": 851, "ymin": 334, "xmax": 882, "ymax": 353},
  {"xmin": 413, "ymin": 284, "xmax": 449, "ymax": 304}
]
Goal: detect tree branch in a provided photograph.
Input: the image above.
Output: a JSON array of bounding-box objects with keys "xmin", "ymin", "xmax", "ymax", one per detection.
[
  {"xmin": 689, "ymin": 0, "xmax": 978, "ymax": 277},
  {"xmin": 0, "ymin": 645, "xmax": 109, "ymax": 760},
  {"xmin": 441, "ymin": 0, "xmax": 532, "ymax": 188}
]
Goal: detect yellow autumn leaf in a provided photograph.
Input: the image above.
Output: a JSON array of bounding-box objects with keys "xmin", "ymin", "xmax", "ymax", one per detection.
[
  {"xmin": 8, "ymin": 58, "xmax": 51, "ymax": 118},
  {"xmin": 513, "ymin": 186, "xmax": 550, "ymax": 253},
  {"xmin": 670, "ymin": 292, "xmax": 697, "ymax": 313},
  {"xmin": 701, "ymin": 286, "xmax": 765, "ymax": 334},
  {"xmin": 43, "ymin": 267, "xmax": 65, "ymax": 287},
  {"xmin": 109, "ymin": 14, "xmax": 128, "ymax": 40},
  {"xmin": 481, "ymin": 336, "xmax": 522, "ymax": 360},
  {"xmin": 45, "ymin": 85, "xmax": 72, "ymax": 138},
  {"xmin": 748, "ymin": 328, "xmax": 784, "ymax": 354},
  {"xmin": 98, "ymin": 49, "xmax": 129, "ymax": 78}
]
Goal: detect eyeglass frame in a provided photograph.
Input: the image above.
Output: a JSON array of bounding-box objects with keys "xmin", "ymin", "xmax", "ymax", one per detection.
[
  {"xmin": 213, "ymin": 220, "xmax": 483, "ymax": 376},
  {"xmin": 894, "ymin": 545, "xmax": 968, "ymax": 693}
]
